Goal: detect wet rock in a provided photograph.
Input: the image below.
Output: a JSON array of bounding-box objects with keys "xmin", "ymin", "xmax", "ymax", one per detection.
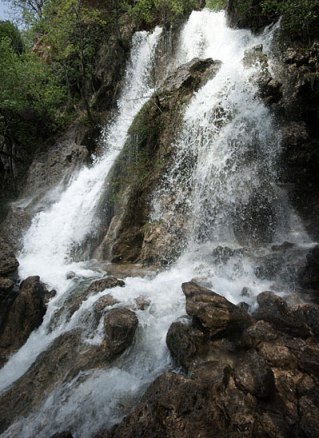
[
  {"xmin": 66, "ymin": 271, "xmax": 76, "ymax": 279},
  {"xmin": 0, "ymin": 277, "xmax": 14, "ymax": 296},
  {"xmin": 182, "ymin": 281, "xmax": 252, "ymax": 338},
  {"xmin": 104, "ymin": 308, "xmax": 138, "ymax": 355},
  {"xmin": 134, "ymin": 296, "xmax": 150, "ymax": 311},
  {"xmin": 298, "ymin": 245, "xmax": 319, "ymax": 299},
  {"xmin": 0, "ymin": 237, "xmax": 19, "ymax": 276},
  {"xmin": 87, "ymin": 276, "xmax": 125, "ymax": 294},
  {"xmin": 161, "ymin": 58, "xmax": 221, "ymax": 94},
  {"xmin": 234, "ymin": 351, "xmax": 275, "ymax": 399},
  {"xmin": 166, "ymin": 321, "xmax": 205, "ymax": 370},
  {"xmin": 258, "ymin": 340, "xmax": 298, "ymax": 369},
  {"xmin": 51, "ymin": 433, "xmax": 73, "ymax": 438},
  {"xmin": 94, "ymin": 294, "xmax": 119, "ymax": 317},
  {"xmin": 241, "ymin": 320, "xmax": 278, "ymax": 349},
  {"xmin": 254, "ymin": 291, "xmax": 311, "ymax": 338},
  {"xmin": 299, "ymin": 395, "xmax": 319, "ymax": 438},
  {"xmin": 110, "ymin": 364, "xmax": 257, "ymax": 438},
  {"xmin": 0, "ymin": 310, "xmax": 139, "ymax": 435},
  {"xmin": 0, "ymin": 276, "xmax": 47, "ymax": 362}
]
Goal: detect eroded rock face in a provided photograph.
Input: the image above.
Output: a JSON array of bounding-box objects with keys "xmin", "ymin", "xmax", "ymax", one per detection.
[
  {"xmin": 87, "ymin": 276, "xmax": 125, "ymax": 294},
  {"xmin": 0, "ymin": 307, "xmax": 139, "ymax": 435},
  {"xmin": 93, "ymin": 58, "xmax": 221, "ymax": 266}
]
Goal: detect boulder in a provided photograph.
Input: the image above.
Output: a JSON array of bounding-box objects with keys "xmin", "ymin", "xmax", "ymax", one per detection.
[
  {"xmin": 182, "ymin": 281, "xmax": 252, "ymax": 338},
  {"xmin": 166, "ymin": 321, "xmax": 205, "ymax": 370},
  {"xmin": 0, "ymin": 237, "xmax": 19, "ymax": 276},
  {"xmin": 233, "ymin": 351, "xmax": 275, "ymax": 399},
  {"xmin": 87, "ymin": 276, "xmax": 125, "ymax": 294},
  {"xmin": 254, "ymin": 291, "xmax": 311, "ymax": 338},
  {"xmin": 104, "ymin": 308, "xmax": 138, "ymax": 355},
  {"xmin": 0, "ymin": 276, "xmax": 47, "ymax": 362}
]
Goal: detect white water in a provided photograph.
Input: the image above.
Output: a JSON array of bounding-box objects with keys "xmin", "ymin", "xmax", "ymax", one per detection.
[{"xmin": 0, "ymin": 9, "xmax": 312, "ymax": 438}]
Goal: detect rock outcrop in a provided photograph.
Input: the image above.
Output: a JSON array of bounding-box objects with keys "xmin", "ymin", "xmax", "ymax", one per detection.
[
  {"xmin": 0, "ymin": 276, "xmax": 47, "ymax": 364},
  {"xmin": 103, "ymin": 282, "xmax": 319, "ymax": 438},
  {"xmin": 94, "ymin": 58, "xmax": 221, "ymax": 266},
  {"xmin": 0, "ymin": 306, "xmax": 139, "ymax": 434}
]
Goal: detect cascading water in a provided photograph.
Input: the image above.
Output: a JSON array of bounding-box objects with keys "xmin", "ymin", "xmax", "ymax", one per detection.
[{"xmin": 0, "ymin": 9, "xmax": 314, "ymax": 438}]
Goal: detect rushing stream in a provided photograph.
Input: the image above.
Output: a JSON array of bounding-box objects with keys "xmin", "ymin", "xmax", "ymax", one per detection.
[{"xmin": 0, "ymin": 9, "xmax": 314, "ymax": 438}]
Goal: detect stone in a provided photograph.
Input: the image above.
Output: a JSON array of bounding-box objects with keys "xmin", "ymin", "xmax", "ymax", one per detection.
[
  {"xmin": 104, "ymin": 308, "xmax": 138, "ymax": 355},
  {"xmin": 0, "ymin": 276, "xmax": 47, "ymax": 362},
  {"xmin": 182, "ymin": 281, "xmax": 252, "ymax": 338},
  {"xmin": 241, "ymin": 320, "xmax": 278, "ymax": 349},
  {"xmin": 109, "ymin": 365, "xmax": 257, "ymax": 438},
  {"xmin": 94, "ymin": 294, "xmax": 119, "ymax": 317},
  {"xmin": 87, "ymin": 276, "xmax": 125, "ymax": 294},
  {"xmin": 166, "ymin": 321, "xmax": 204, "ymax": 370},
  {"xmin": 234, "ymin": 351, "xmax": 275, "ymax": 399},
  {"xmin": 0, "ymin": 277, "xmax": 14, "ymax": 296},
  {"xmin": 0, "ymin": 237, "xmax": 19, "ymax": 276},
  {"xmin": 254, "ymin": 291, "xmax": 311, "ymax": 338}
]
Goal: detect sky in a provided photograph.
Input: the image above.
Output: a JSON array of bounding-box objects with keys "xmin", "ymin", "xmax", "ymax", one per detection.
[{"xmin": 0, "ymin": 1, "xmax": 12, "ymax": 20}]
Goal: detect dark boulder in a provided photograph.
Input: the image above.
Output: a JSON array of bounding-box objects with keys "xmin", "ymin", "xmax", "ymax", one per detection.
[
  {"xmin": 0, "ymin": 276, "xmax": 47, "ymax": 362},
  {"xmin": 104, "ymin": 308, "xmax": 138, "ymax": 355},
  {"xmin": 166, "ymin": 321, "xmax": 205, "ymax": 370},
  {"xmin": 234, "ymin": 351, "xmax": 275, "ymax": 399},
  {"xmin": 87, "ymin": 276, "xmax": 125, "ymax": 294},
  {"xmin": 182, "ymin": 281, "xmax": 252, "ymax": 338},
  {"xmin": 0, "ymin": 237, "xmax": 19, "ymax": 276},
  {"xmin": 254, "ymin": 291, "xmax": 311, "ymax": 338}
]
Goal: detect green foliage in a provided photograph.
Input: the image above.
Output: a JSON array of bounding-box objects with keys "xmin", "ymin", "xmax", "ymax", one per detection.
[
  {"xmin": 261, "ymin": 0, "xmax": 319, "ymax": 38},
  {"xmin": 0, "ymin": 36, "xmax": 66, "ymax": 145},
  {"xmin": 205, "ymin": 0, "xmax": 226, "ymax": 11},
  {"xmin": 128, "ymin": 0, "xmax": 198, "ymax": 25},
  {"xmin": 0, "ymin": 20, "xmax": 23, "ymax": 53}
]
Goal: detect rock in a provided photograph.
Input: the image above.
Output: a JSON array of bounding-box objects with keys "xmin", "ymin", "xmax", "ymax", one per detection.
[
  {"xmin": 51, "ymin": 433, "xmax": 73, "ymax": 438},
  {"xmin": 161, "ymin": 58, "xmax": 221, "ymax": 94},
  {"xmin": 166, "ymin": 321, "xmax": 205, "ymax": 370},
  {"xmin": 258, "ymin": 341, "xmax": 298, "ymax": 369},
  {"xmin": 234, "ymin": 351, "xmax": 275, "ymax": 399},
  {"xmin": 0, "ymin": 237, "xmax": 19, "ymax": 276},
  {"xmin": 134, "ymin": 296, "xmax": 150, "ymax": 311},
  {"xmin": 254, "ymin": 291, "xmax": 311, "ymax": 338},
  {"xmin": 241, "ymin": 320, "xmax": 278, "ymax": 348},
  {"xmin": 104, "ymin": 308, "xmax": 138, "ymax": 355},
  {"xmin": 94, "ymin": 294, "xmax": 119, "ymax": 317},
  {"xmin": 182, "ymin": 281, "xmax": 252, "ymax": 338},
  {"xmin": 299, "ymin": 396, "xmax": 319, "ymax": 438},
  {"xmin": 0, "ymin": 277, "xmax": 14, "ymax": 295},
  {"xmin": 109, "ymin": 364, "xmax": 257, "ymax": 438},
  {"xmin": 0, "ymin": 309, "xmax": 139, "ymax": 435},
  {"xmin": 0, "ymin": 276, "xmax": 47, "ymax": 362},
  {"xmin": 87, "ymin": 276, "xmax": 125, "ymax": 294},
  {"xmin": 298, "ymin": 245, "xmax": 319, "ymax": 299},
  {"xmin": 66, "ymin": 271, "xmax": 76, "ymax": 279}
]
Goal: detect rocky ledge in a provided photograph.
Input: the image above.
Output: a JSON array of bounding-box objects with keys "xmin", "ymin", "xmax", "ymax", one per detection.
[{"xmin": 100, "ymin": 281, "xmax": 319, "ymax": 438}]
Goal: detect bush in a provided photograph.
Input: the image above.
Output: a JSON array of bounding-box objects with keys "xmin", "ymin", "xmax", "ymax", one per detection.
[{"xmin": 261, "ymin": 0, "xmax": 319, "ymax": 39}]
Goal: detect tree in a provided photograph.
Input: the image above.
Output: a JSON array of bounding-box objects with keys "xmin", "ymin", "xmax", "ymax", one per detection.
[{"xmin": 4, "ymin": 0, "xmax": 46, "ymax": 21}]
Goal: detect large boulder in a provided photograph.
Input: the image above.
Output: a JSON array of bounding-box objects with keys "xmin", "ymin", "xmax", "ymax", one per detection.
[
  {"xmin": 182, "ymin": 281, "xmax": 252, "ymax": 338},
  {"xmin": 0, "ymin": 276, "xmax": 47, "ymax": 362}
]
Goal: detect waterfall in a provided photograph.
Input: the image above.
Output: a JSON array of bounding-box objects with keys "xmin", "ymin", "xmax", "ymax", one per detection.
[{"xmin": 0, "ymin": 9, "xmax": 313, "ymax": 438}]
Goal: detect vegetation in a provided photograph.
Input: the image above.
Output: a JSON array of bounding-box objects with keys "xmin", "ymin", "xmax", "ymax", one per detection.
[
  {"xmin": 205, "ymin": 0, "xmax": 226, "ymax": 11},
  {"xmin": 261, "ymin": 0, "xmax": 319, "ymax": 39}
]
